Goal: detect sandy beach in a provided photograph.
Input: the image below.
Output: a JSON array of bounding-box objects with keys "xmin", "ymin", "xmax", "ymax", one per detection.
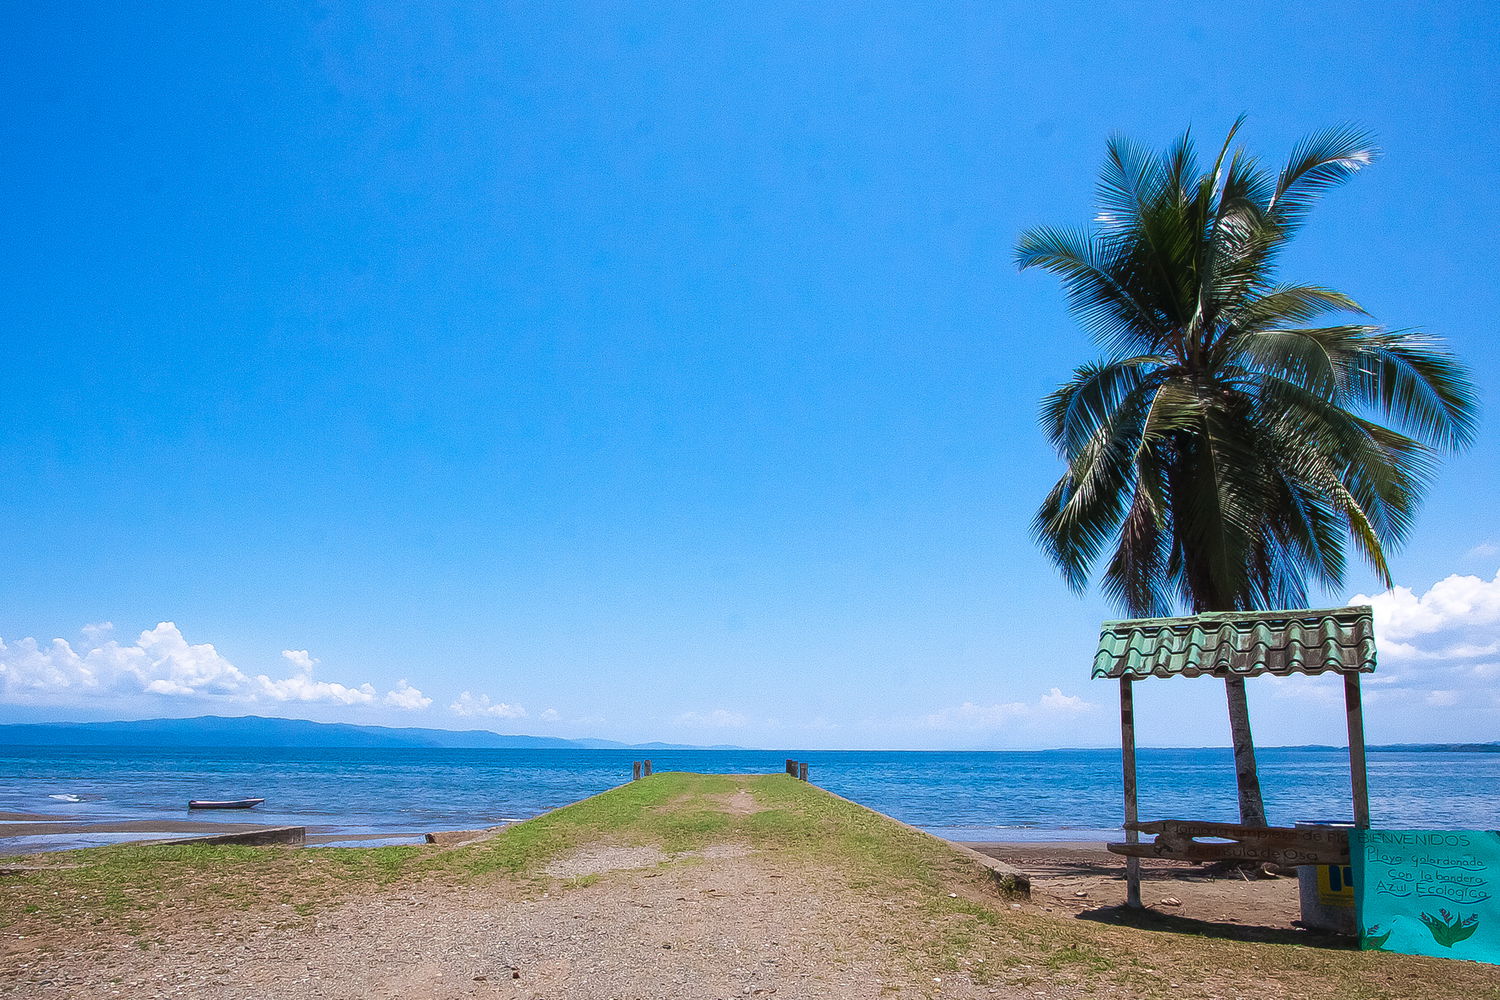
[{"xmin": 963, "ymin": 842, "xmax": 1302, "ymax": 929}]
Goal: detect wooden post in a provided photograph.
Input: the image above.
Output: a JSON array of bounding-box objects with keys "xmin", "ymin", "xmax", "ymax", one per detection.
[
  {"xmin": 1120, "ymin": 676, "xmax": 1142, "ymax": 909},
  {"xmin": 1344, "ymin": 672, "xmax": 1371, "ymax": 829},
  {"xmin": 633, "ymin": 761, "xmax": 641, "ymax": 780},
  {"xmin": 644, "ymin": 759, "xmax": 653, "ymax": 777},
  {"xmin": 798, "ymin": 762, "xmax": 809, "ymax": 782},
  {"xmin": 786, "ymin": 759, "xmax": 796, "ymax": 776}
]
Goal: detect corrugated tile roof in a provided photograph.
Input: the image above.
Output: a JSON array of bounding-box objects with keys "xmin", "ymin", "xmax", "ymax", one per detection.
[{"xmin": 1092, "ymin": 606, "xmax": 1376, "ymax": 680}]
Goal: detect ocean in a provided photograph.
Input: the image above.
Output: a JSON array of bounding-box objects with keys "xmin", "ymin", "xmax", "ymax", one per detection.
[{"xmin": 1, "ymin": 745, "xmax": 1491, "ymax": 853}]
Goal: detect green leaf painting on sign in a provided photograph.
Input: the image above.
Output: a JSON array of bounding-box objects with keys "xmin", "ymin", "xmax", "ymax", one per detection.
[
  {"xmin": 1419, "ymin": 910, "xmax": 1480, "ymax": 948},
  {"xmin": 1354, "ymin": 830, "xmax": 1500, "ymax": 963}
]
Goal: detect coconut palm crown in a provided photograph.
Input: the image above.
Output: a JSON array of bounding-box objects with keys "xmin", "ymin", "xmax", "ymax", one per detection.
[{"xmin": 1018, "ymin": 120, "xmax": 1477, "ymax": 620}]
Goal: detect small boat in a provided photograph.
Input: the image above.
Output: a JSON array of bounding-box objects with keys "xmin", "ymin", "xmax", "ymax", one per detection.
[{"xmin": 188, "ymin": 798, "xmax": 265, "ymax": 810}]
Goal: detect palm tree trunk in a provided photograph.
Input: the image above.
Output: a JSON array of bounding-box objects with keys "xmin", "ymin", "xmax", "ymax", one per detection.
[
  {"xmin": 1223, "ymin": 676, "xmax": 1267, "ymax": 827},
  {"xmin": 1189, "ymin": 570, "xmax": 1269, "ymax": 828}
]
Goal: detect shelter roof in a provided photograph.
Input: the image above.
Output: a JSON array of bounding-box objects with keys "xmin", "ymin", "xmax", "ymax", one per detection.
[{"xmin": 1092, "ymin": 606, "xmax": 1376, "ymax": 680}]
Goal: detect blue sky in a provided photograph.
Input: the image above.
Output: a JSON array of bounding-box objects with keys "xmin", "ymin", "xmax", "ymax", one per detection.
[{"xmin": 1, "ymin": 2, "xmax": 1496, "ymax": 749}]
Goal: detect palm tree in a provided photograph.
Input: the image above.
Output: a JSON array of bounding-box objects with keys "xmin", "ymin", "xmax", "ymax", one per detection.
[{"xmin": 1016, "ymin": 120, "xmax": 1477, "ymax": 826}]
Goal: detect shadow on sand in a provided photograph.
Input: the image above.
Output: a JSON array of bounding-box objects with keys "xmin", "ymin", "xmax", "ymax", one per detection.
[{"xmin": 1077, "ymin": 904, "xmax": 1356, "ymax": 949}]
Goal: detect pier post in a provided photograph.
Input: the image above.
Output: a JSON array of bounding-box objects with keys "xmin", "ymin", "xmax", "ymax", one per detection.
[
  {"xmin": 798, "ymin": 762, "xmax": 809, "ymax": 782},
  {"xmin": 644, "ymin": 759, "xmax": 653, "ymax": 777},
  {"xmin": 786, "ymin": 759, "xmax": 796, "ymax": 776},
  {"xmin": 633, "ymin": 761, "xmax": 641, "ymax": 780}
]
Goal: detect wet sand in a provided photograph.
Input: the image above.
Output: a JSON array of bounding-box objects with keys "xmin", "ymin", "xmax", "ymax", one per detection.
[
  {"xmin": 0, "ymin": 817, "xmax": 437, "ymax": 852},
  {"xmin": 0, "ymin": 818, "xmax": 285, "ymax": 838}
]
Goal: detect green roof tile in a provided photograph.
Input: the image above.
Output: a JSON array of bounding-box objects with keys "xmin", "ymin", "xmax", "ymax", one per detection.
[{"xmin": 1091, "ymin": 606, "xmax": 1376, "ymax": 680}]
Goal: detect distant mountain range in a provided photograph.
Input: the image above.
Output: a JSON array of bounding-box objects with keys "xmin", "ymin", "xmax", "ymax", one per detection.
[
  {"xmin": 0, "ymin": 715, "xmax": 745, "ymax": 751},
  {"xmin": 0, "ymin": 715, "xmax": 1487, "ymax": 752}
]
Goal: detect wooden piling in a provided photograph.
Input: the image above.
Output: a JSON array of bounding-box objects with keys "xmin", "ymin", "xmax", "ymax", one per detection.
[
  {"xmin": 643, "ymin": 759, "xmax": 653, "ymax": 777},
  {"xmin": 798, "ymin": 761, "xmax": 809, "ymax": 782},
  {"xmin": 633, "ymin": 761, "xmax": 641, "ymax": 780}
]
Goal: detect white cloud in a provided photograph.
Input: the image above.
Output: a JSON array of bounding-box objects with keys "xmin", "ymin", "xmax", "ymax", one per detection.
[
  {"xmin": 1353, "ymin": 569, "xmax": 1500, "ymax": 649},
  {"xmin": 256, "ymin": 672, "xmax": 375, "ymax": 705},
  {"xmin": 1039, "ymin": 687, "xmax": 1092, "ymax": 712},
  {"xmin": 281, "ymin": 649, "xmax": 319, "ymax": 672},
  {"xmin": 0, "ymin": 622, "xmax": 417, "ymax": 710},
  {"xmin": 1263, "ymin": 672, "xmax": 1343, "ymax": 704},
  {"xmin": 1339, "ymin": 571, "xmax": 1500, "ymax": 721},
  {"xmin": 450, "ymin": 691, "xmax": 526, "ymax": 719},
  {"xmin": 924, "ymin": 700, "xmax": 1029, "ymax": 728},
  {"xmin": 1469, "ymin": 542, "xmax": 1499, "ymax": 559},
  {"xmin": 538, "ymin": 708, "xmax": 561, "ymax": 723},
  {"xmin": 383, "ymin": 680, "xmax": 432, "ymax": 711},
  {"xmin": 675, "ymin": 709, "xmax": 748, "ymax": 728},
  {"xmin": 922, "ymin": 688, "xmax": 1096, "ymax": 730}
]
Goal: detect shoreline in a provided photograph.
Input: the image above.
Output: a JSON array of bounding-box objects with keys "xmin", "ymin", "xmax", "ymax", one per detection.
[{"xmin": 0, "ymin": 814, "xmax": 1123, "ymax": 855}]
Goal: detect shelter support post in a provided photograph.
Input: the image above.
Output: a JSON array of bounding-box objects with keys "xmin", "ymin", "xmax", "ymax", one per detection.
[
  {"xmin": 1120, "ymin": 676, "xmax": 1141, "ymax": 908},
  {"xmin": 1344, "ymin": 672, "xmax": 1371, "ymax": 829}
]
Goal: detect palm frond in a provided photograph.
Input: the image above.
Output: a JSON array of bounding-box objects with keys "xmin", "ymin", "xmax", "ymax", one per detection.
[
  {"xmin": 1032, "ymin": 383, "xmax": 1157, "ymax": 591},
  {"xmin": 1014, "ymin": 225, "xmax": 1164, "ymax": 351},
  {"xmin": 1340, "ymin": 330, "xmax": 1479, "ymax": 448},
  {"xmin": 1095, "ymin": 133, "xmax": 1162, "ymax": 231},
  {"xmin": 1040, "ymin": 356, "xmax": 1164, "ymax": 455},
  {"xmin": 1269, "ymin": 124, "xmax": 1379, "ymax": 233},
  {"xmin": 1230, "ymin": 285, "xmax": 1368, "ymax": 330}
]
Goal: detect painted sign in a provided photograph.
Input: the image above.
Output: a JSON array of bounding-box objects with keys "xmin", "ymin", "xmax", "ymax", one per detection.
[
  {"xmin": 1352, "ymin": 829, "xmax": 1500, "ymax": 964},
  {"xmin": 1110, "ymin": 820, "xmax": 1349, "ymax": 866}
]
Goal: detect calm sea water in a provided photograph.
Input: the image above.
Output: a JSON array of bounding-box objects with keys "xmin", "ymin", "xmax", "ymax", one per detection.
[{"xmin": 1, "ymin": 746, "xmax": 1492, "ymax": 852}]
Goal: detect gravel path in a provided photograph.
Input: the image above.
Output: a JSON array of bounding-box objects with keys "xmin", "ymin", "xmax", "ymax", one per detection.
[{"xmin": 2, "ymin": 846, "xmax": 990, "ymax": 1000}]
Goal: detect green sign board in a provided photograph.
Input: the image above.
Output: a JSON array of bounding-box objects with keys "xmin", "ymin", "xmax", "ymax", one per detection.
[{"xmin": 1352, "ymin": 829, "xmax": 1500, "ymax": 964}]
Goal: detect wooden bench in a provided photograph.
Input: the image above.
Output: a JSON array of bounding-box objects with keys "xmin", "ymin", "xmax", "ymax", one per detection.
[{"xmin": 1107, "ymin": 819, "xmax": 1350, "ymax": 867}]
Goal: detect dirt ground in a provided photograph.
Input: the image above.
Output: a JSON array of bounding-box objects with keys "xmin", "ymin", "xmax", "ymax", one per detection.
[
  {"xmin": 966, "ymin": 842, "xmax": 1302, "ymax": 929},
  {"xmin": 3, "ymin": 846, "xmax": 975, "ymax": 1000},
  {"xmin": 0, "ymin": 839, "xmax": 1332, "ymax": 1000}
]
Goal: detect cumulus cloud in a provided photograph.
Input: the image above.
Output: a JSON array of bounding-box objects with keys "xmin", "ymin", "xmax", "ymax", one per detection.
[
  {"xmin": 538, "ymin": 708, "xmax": 561, "ymax": 723},
  {"xmin": 450, "ymin": 691, "xmax": 526, "ymax": 719},
  {"xmin": 257, "ymin": 673, "xmax": 376, "ymax": 705},
  {"xmin": 675, "ymin": 708, "xmax": 748, "ymax": 728},
  {"xmin": 922, "ymin": 688, "xmax": 1096, "ymax": 730},
  {"xmin": 0, "ymin": 622, "xmax": 425, "ymax": 710},
  {"xmin": 384, "ymin": 680, "xmax": 432, "ymax": 710},
  {"xmin": 1350, "ymin": 569, "xmax": 1500, "ymax": 710},
  {"xmin": 1354, "ymin": 569, "xmax": 1500, "ymax": 649},
  {"xmin": 281, "ymin": 649, "xmax": 319, "ymax": 672}
]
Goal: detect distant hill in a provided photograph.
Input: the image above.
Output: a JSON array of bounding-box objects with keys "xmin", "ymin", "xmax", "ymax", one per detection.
[
  {"xmin": 0, "ymin": 715, "xmax": 741, "ymax": 751},
  {"xmin": 1368, "ymin": 742, "xmax": 1500, "ymax": 753}
]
